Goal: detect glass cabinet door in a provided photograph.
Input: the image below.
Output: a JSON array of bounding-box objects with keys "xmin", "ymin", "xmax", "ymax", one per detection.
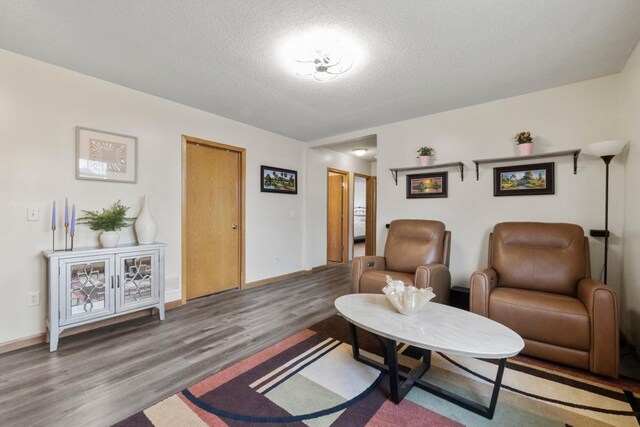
[
  {"xmin": 60, "ymin": 257, "xmax": 114, "ymax": 325},
  {"xmin": 116, "ymin": 251, "xmax": 159, "ymax": 312}
]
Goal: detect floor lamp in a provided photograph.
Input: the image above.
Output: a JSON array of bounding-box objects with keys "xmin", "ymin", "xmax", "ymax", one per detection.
[{"xmin": 588, "ymin": 140, "xmax": 627, "ymax": 285}]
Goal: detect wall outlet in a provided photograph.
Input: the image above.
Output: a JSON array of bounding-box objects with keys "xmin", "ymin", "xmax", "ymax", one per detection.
[
  {"xmin": 28, "ymin": 291, "xmax": 39, "ymax": 306},
  {"xmin": 27, "ymin": 207, "xmax": 39, "ymax": 221}
]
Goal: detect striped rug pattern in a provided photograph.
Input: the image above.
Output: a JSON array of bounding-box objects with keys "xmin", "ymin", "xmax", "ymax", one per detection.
[{"xmin": 116, "ymin": 317, "xmax": 640, "ymax": 426}]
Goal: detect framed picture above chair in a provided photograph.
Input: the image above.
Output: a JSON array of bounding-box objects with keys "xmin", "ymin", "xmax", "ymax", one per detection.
[
  {"xmin": 493, "ymin": 162, "xmax": 554, "ymax": 197},
  {"xmin": 406, "ymin": 172, "xmax": 448, "ymax": 199}
]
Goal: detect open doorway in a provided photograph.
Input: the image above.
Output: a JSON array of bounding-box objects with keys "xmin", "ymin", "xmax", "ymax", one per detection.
[
  {"xmin": 353, "ymin": 175, "xmax": 366, "ymax": 257},
  {"xmin": 353, "ymin": 173, "xmax": 377, "ymax": 257},
  {"xmin": 327, "ymin": 168, "xmax": 349, "ymax": 263}
]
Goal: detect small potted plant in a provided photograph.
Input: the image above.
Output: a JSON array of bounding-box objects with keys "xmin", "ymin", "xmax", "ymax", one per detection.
[
  {"xmin": 417, "ymin": 146, "xmax": 435, "ymax": 166},
  {"xmin": 515, "ymin": 131, "xmax": 533, "ymax": 156},
  {"xmin": 78, "ymin": 200, "xmax": 135, "ymax": 248}
]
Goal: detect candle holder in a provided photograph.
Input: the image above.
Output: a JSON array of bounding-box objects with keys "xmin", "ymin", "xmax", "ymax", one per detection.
[
  {"xmin": 70, "ymin": 232, "xmax": 75, "ymax": 251},
  {"xmin": 64, "ymin": 223, "xmax": 69, "ymax": 251},
  {"xmin": 51, "ymin": 225, "xmax": 56, "ymax": 252}
]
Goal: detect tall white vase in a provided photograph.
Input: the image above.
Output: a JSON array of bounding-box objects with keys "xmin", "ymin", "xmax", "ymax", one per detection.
[{"xmin": 135, "ymin": 195, "xmax": 158, "ymax": 245}]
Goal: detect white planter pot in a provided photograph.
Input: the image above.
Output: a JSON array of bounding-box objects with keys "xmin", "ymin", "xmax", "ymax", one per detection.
[
  {"xmin": 418, "ymin": 155, "xmax": 433, "ymax": 166},
  {"xmin": 135, "ymin": 195, "xmax": 158, "ymax": 245},
  {"xmin": 517, "ymin": 143, "xmax": 533, "ymax": 156},
  {"xmin": 99, "ymin": 231, "xmax": 120, "ymax": 248}
]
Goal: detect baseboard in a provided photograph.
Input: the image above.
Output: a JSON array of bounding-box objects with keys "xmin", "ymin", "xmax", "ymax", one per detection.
[
  {"xmin": 0, "ymin": 333, "xmax": 46, "ymax": 355},
  {"xmin": 165, "ymin": 299, "xmax": 184, "ymax": 310},
  {"xmin": 244, "ymin": 269, "xmax": 308, "ymax": 289},
  {"xmin": 244, "ymin": 265, "xmax": 332, "ymax": 289},
  {"xmin": 0, "ymin": 300, "xmax": 185, "ymax": 355}
]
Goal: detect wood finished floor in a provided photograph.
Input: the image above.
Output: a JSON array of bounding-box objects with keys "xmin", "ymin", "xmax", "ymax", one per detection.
[
  {"xmin": 0, "ymin": 263, "xmax": 351, "ymax": 427},
  {"xmin": 2, "ymin": 262, "xmax": 639, "ymax": 426}
]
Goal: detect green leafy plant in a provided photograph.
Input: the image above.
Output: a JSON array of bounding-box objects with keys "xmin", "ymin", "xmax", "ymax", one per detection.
[
  {"xmin": 77, "ymin": 200, "xmax": 135, "ymax": 232},
  {"xmin": 515, "ymin": 131, "xmax": 533, "ymax": 145},
  {"xmin": 417, "ymin": 146, "xmax": 435, "ymax": 157}
]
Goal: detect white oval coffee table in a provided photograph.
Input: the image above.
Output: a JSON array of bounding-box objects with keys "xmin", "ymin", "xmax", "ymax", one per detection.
[{"xmin": 335, "ymin": 294, "xmax": 524, "ymax": 419}]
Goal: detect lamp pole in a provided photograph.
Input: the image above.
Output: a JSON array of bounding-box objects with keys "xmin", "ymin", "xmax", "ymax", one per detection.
[{"xmin": 601, "ymin": 154, "xmax": 614, "ymax": 285}]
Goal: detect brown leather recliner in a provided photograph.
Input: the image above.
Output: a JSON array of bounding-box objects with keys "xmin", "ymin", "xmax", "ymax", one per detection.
[
  {"xmin": 470, "ymin": 222, "xmax": 619, "ymax": 378},
  {"xmin": 351, "ymin": 219, "xmax": 451, "ymax": 304}
]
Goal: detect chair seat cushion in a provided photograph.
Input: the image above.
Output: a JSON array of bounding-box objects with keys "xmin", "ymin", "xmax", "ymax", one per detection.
[
  {"xmin": 359, "ymin": 270, "xmax": 414, "ymax": 294},
  {"xmin": 489, "ymin": 287, "xmax": 590, "ymax": 351}
]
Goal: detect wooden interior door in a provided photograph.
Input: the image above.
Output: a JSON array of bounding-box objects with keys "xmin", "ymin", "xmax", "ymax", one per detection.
[
  {"xmin": 365, "ymin": 176, "xmax": 377, "ymax": 256},
  {"xmin": 186, "ymin": 141, "xmax": 242, "ymax": 299},
  {"xmin": 327, "ymin": 170, "xmax": 348, "ymax": 263}
]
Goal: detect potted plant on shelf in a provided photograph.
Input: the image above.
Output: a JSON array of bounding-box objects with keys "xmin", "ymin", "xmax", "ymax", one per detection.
[
  {"xmin": 515, "ymin": 131, "xmax": 533, "ymax": 156},
  {"xmin": 417, "ymin": 146, "xmax": 436, "ymax": 166},
  {"xmin": 78, "ymin": 200, "xmax": 135, "ymax": 248}
]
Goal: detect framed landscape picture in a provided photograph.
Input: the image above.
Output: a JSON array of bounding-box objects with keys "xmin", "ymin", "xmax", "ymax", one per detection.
[
  {"xmin": 76, "ymin": 126, "xmax": 137, "ymax": 183},
  {"xmin": 406, "ymin": 172, "xmax": 448, "ymax": 199},
  {"xmin": 261, "ymin": 165, "xmax": 298, "ymax": 194},
  {"xmin": 493, "ymin": 162, "xmax": 555, "ymax": 196}
]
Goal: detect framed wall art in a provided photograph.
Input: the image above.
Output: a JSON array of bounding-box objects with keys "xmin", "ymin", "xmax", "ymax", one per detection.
[
  {"xmin": 493, "ymin": 162, "xmax": 554, "ymax": 196},
  {"xmin": 76, "ymin": 127, "xmax": 138, "ymax": 183},
  {"xmin": 261, "ymin": 165, "xmax": 297, "ymax": 194},
  {"xmin": 406, "ymin": 171, "xmax": 448, "ymax": 199}
]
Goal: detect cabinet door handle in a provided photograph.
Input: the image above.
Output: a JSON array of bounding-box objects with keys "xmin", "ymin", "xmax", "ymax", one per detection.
[
  {"xmin": 111, "ymin": 276, "xmax": 114, "ymax": 289},
  {"xmin": 117, "ymin": 275, "xmax": 121, "ymax": 288}
]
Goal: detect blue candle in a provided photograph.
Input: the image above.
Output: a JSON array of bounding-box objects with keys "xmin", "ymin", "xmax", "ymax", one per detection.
[
  {"xmin": 70, "ymin": 204, "xmax": 76, "ymax": 234},
  {"xmin": 51, "ymin": 200, "xmax": 56, "ymax": 229},
  {"xmin": 64, "ymin": 197, "xmax": 69, "ymax": 226}
]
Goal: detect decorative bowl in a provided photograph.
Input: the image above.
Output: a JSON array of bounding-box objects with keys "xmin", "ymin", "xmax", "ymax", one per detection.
[{"xmin": 382, "ymin": 275, "xmax": 436, "ymax": 315}]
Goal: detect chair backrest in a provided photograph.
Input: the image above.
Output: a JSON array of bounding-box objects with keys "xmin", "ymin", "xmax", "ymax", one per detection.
[
  {"xmin": 489, "ymin": 222, "xmax": 589, "ymax": 296},
  {"xmin": 384, "ymin": 220, "xmax": 448, "ymax": 273}
]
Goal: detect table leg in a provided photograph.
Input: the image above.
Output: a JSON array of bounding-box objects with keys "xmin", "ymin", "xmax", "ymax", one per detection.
[
  {"xmin": 346, "ymin": 321, "xmax": 508, "ymax": 418},
  {"xmin": 415, "ymin": 357, "xmax": 507, "ymax": 420},
  {"xmin": 487, "ymin": 358, "xmax": 508, "ymax": 418},
  {"xmin": 348, "ymin": 321, "xmax": 360, "ymax": 360},
  {"xmin": 386, "ymin": 338, "xmax": 400, "ymax": 403}
]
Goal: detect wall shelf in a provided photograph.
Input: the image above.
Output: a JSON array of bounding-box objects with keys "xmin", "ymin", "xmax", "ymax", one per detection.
[
  {"xmin": 389, "ymin": 162, "xmax": 464, "ymax": 185},
  {"xmin": 471, "ymin": 149, "xmax": 581, "ymax": 180}
]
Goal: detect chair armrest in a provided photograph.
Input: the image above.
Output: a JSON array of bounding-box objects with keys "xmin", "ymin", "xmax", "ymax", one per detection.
[
  {"xmin": 469, "ymin": 268, "xmax": 498, "ymax": 317},
  {"xmin": 577, "ymin": 278, "xmax": 619, "ymax": 378},
  {"xmin": 415, "ymin": 264, "xmax": 450, "ymax": 305},
  {"xmin": 351, "ymin": 256, "xmax": 385, "ymax": 294}
]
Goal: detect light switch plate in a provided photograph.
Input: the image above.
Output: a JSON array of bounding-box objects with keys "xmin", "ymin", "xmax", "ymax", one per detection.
[{"xmin": 27, "ymin": 207, "xmax": 39, "ymax": 221}]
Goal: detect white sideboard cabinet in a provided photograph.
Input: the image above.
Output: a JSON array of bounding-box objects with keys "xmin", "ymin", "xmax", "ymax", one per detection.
[{"xmin": 43, "ymin": 243, "xmax": 166, "ymax": 351}]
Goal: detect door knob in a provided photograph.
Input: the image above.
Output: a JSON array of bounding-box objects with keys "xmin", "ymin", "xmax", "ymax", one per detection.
[{"xmin": 232, "ymin": 224, "xmax": 238, "ymax": 229}]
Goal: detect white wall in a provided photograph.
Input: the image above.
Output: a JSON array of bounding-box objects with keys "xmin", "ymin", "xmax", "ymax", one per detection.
[
  {"xmin": 620, "ymin": 40, "xmax": 640, "ymax": 349},
  {"xmin": 303, "ymin": 148, "xmax": 372, "ymax": 269},
  {"xmin": 0, "ymin": 49, "xmax": 305, "ymax": 345},
  {"xmin": 311, "ymin": 76, "xmax": 625, "ymax": 298},
  {"xmin": 354, "ymin": 177, "xmax": 366, "ymax": 208}
]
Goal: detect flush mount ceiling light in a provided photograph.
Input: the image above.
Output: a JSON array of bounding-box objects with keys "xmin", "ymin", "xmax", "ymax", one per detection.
[
  {"xmin": 281, "ymin": 29, "xmax": 361, "ymax": 82},
  {"xmin": 352, "ymin": 148, "xmax": 367, "ymax": 156}
]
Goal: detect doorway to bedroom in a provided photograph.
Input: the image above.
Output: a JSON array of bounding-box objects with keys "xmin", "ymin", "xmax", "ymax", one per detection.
[{"xmin": 353, "ymin": 173, "xmax": 376, "ymax": 257}]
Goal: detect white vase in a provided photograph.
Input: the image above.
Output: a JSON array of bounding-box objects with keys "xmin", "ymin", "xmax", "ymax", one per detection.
[
  {"xmin": 100, "ymin": 231, "xmax": 120, "ymax": 248},
  {"xmin": 517, "ymin": 143, "xmax": 533, "ymax": 156},
  {"xmin": 135, "ymin": 195, "xmax": 158, "ymax": 245},
  {"xmin": 418, "ymin": 155, "xmax": 433, "ymax": 166}
]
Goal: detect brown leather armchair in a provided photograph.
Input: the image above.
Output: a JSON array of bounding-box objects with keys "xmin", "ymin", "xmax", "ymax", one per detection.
[
  {"xmin": 470, "ymin": 222, "xmax": 619, "ymax": 378},
  {"xmin": 351, "ymin": 219, "xmax": 451, "ymax": 304}
]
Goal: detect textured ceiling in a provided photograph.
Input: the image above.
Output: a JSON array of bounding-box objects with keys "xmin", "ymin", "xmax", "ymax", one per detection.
[
  {"xmin": 321, "ymin": 135, "xmax": 377, "ymax": 162},
  {"xmin": 1, "ymin": 1, "xmax": 639, "ymax": 141}
]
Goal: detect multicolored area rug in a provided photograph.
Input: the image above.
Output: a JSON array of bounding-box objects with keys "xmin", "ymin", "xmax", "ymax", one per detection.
[{"xmin": 117, "ymin": 316, "xmax": 640, "ymax": 426}]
